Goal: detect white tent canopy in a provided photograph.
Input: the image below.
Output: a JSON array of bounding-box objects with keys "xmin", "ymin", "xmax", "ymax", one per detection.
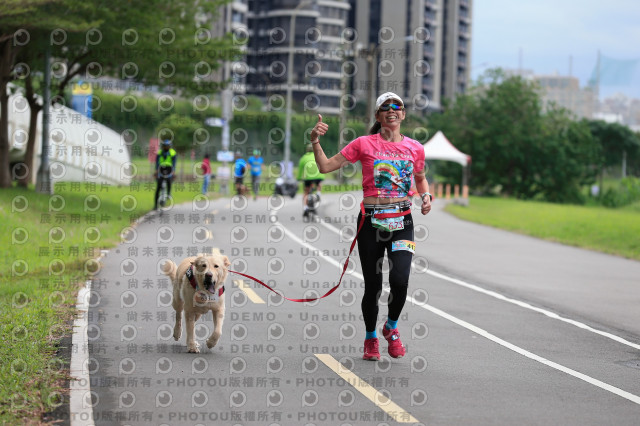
[{"xmin": 423, "ymin": 131, "xmax": 470, "ymax": 166}]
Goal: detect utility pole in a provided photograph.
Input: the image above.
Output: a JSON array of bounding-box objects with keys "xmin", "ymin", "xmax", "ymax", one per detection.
[
  {"xmin": 221, "ymin": 4, "xmax": 233, "ymax": 154},
  {"xmin": 220, "ymin": 60, "xmax": 233, "ymax": 195},
  {"xmin": 284, "ymin": 0, "xmax": 315, "ymax": 181},
  {"xmin": 595, "ymin": 50, "xmax": 601, "ymax": 112},
  {"xmin": 366, "ymin": 43, "xmax": 378, "ymax": 130}
]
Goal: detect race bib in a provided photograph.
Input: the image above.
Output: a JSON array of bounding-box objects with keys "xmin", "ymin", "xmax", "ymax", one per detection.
[
  {"xmin": 391, "ymin": 240, "xmax": 416, "ymax": 253},
  {"xmin": 371, "ymin": 207, "xmax": 405, "ymax": 232}
]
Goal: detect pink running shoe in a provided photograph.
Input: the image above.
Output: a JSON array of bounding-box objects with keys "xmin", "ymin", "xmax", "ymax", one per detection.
[
  {"xmin": 362, "ymin": 337, "xmax": 381, "ymax": 361},
  {"xmin": 382, "ymin": 327, "xmax": 406, "ymax": 358}
]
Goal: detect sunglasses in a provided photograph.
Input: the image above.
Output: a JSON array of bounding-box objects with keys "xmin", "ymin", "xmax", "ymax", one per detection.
[{"xmin": 379, "ymin": 103, "xmax": 404, "ymax": 111}]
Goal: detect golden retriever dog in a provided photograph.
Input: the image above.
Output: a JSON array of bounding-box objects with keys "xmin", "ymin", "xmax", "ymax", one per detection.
[{"xmin": 162, "ymin": 251, "xmax": 230, "ymax": 353}]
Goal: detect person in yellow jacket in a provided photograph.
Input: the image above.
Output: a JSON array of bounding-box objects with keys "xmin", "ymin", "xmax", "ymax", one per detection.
[
  {"xmin": 297, "ymin": 144, "xmax": 325, "ymax": 218},
  {"xmin": 154, "ymin": 140, "xmax": 177, "ymax": 210}
]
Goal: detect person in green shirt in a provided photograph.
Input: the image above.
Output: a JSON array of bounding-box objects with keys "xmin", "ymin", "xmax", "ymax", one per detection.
[
  {"xmin": 297, "ymin": 144, "xmax": 325, "ymax": 218},
  {"xmin": 154, "ymin": 140, "xmax": 177, "ymax": 210}
]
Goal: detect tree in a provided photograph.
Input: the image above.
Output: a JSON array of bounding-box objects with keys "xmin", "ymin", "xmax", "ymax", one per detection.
[
  {"xmin": 631, "ymin": 131, "xmax": 640, "ymax": 176},
  {"xmin": 427, "ymin": 69, "xmax": 600, "ymax": 203},
  {"xmin": 156, "ymin": 114, "xmax": 201, "ymax": 154},
  {"xmin": 587, "ymin": 120, "xmax": 640, "ymax": 184},
  {"xmin": 0, "ymin": 0, "xmax": 98, "ymax": 188},
  {"xmin": 17, "ymin": 71, "xmax": 42, "ymax": 187},
  {"xmin": 536, "ymin": 108, "xmax": 600, "ymax": 203},
  {"xmin": 48, "ymin": 0, "xmax": 237, "ymax": 100},
  {"xmin": 0, "ymin": 0, "xmax": 239, "ymax": 188}
]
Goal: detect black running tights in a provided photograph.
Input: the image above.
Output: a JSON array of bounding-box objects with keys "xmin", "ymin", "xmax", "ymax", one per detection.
[{"xmin": 356, "ymin": 212, "xmax": 414, "ymax": 332}]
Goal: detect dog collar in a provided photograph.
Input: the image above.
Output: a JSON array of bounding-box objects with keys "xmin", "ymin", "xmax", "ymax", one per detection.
[{"xmin": 186, "ymin": 265, "xmax": 224, "ymax": 296}]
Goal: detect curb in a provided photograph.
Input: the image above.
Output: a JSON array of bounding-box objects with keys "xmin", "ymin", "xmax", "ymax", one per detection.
[
  {"xmin": 68, "ymin": 210, "xmax": 155, "ymax": 425},
  {"xmin": 69, "ymin": 279, "xmax": 93, "ymax": 426}
]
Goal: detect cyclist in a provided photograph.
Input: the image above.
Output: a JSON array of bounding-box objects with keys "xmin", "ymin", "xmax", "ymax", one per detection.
[
  {"xmin": 248, "ymin": 149, "xmax": 264, "ymax": 200},
  {"xmin": 153, "ymin": 139, "xmax": 177, "ymax": 210},
  {"xmin": 297, "ymin": 143, "xmax": 325, "ymax": 218}
]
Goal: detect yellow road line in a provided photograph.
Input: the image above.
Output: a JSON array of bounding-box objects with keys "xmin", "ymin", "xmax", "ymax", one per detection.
[
  {"xmin": 233, "ymin": 279, "xmax": 265, "ymax": 304},
  {"xmin": 315, "ymin": 353, "xmax": 419, "ymax": 424},
  {"xmin": 204, "ymin": 210, "xmax": 218, "ymax": 224}
]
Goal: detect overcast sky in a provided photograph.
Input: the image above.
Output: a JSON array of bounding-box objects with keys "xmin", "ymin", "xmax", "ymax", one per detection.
[{"xmin": 471, "ymin": 0, "xmax": 640, "ymax": 99}]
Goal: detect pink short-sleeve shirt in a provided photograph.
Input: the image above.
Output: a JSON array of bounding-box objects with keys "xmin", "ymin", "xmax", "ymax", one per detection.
[{"xmin": 340, "ymin": 134, "xmax": 426, "ymax": 198}]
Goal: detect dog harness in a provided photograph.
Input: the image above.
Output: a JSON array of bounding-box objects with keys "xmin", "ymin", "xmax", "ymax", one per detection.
[{"xmin": 186, "ymin": 266, "xmax": 225, "ymax": 297}]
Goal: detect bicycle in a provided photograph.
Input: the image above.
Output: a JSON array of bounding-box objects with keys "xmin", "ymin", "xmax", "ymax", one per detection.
[
  {"xmin": 156, "ymin": 169, "xmax": 173, "ymax": 215},
  {"xmin": 304, "ymin": 181, "xmax": 321, "ymax": 220}
]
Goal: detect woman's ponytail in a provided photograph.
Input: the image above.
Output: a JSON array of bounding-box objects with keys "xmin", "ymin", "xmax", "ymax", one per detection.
[{"xmin": 368, "ymin": 121, "xmax": 381, "ymax": 135}]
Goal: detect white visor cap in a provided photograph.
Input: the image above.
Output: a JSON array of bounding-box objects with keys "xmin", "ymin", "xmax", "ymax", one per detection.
[{"xmin": 375, "ymin": 92, "xmax": 404, "ymax": 111}]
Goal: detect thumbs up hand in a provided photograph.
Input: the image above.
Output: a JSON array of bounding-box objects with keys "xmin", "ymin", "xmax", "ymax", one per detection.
[{"xmin": 310, "ymin": 114, "xmax": 328, "ymax": 143}]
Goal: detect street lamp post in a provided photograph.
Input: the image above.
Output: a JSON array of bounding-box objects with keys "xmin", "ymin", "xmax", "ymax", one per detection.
[
  {"xmin": 365, "ymin": 43, "xmax": 378, "ymax": 130},
  {"xmin": 283, "ymin": 0, "xmax": 315, "ymax": 181}
]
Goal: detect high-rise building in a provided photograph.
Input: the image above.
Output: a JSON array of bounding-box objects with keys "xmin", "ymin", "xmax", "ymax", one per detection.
[
  {"xmin": 441, "ymin": 0, "xmax": 472, "ymax": 101},
  {"xmin": 244, "ymin": 0, "xmax": 351, "ymax": 114},
  {"xmin": 349, "ymin": 0, "xmax": 472, "ymax": 113},
  {"xmin": 211, "ymin": 0, "xmax": 250, "ymax": 93},
  {"xmin": 218, "ymin": 0, "xmax": 472, "ymax": 115},
  {"xmin": 423, "ymin": 0, "xmax": 445, "ymax": 110},
  {"xmin": 350, "ymin": 0, "xmax": 430, "ymax": 114}
]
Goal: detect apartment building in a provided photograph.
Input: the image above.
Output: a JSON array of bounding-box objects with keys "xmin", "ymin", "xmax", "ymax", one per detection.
[
  {"xmin": 211, "ymin": 0, "xmax": 250, "ymax": 93},
  {"xmin": 245, "ymin": 0, "xmax": 351, "ymax": 114},
  {"xmin": 441, "ymin": 0, "xmax": 472, "ymax": 101},
  {"xmin": 215, "ymin": 0, "xmax": 472, "ymax": 115},
  {"xmin": 349, "ymin": 0, "xmax": 472, "ymax": 113}
]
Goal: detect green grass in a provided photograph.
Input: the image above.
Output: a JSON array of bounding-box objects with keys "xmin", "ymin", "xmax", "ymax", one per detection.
[
  {"xmin": 446, "ymin": 197, "xmax": 640, "ymax": 261},
  {"xmin": 622, "ymin": 200, "xmax": 640, "ymax": 213},
  {"xmin": 0, "ymin": 181, "xmax": 207, "ymax": 423}
]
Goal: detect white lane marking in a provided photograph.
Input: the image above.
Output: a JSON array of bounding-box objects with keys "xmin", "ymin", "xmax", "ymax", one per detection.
[
  {"xmin": 275, "ymin": 212, "xmax": 640, "ymax": 406},
  {"xmin": 276, "ymin": 213, "xmax": 362, "ymax": 283},
  {"xmin": 315, "ymin": 354, "xmax": 420, "ymax": 423},
  {"xmin": 408, "ymin": 297, "xmax": 640, "ymax": 405},
  {"xmin": 424, "ymin": 269, "xmax": 640, "ymax": 351},
  {"xmin": 317, "ymin": 217, "xmax": 640, "ymax": 351}
]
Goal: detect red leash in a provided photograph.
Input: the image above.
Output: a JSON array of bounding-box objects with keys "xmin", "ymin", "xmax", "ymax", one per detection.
[{"xmin": 228, "ymin": 203, "xmax": 409, "ymax": 303}]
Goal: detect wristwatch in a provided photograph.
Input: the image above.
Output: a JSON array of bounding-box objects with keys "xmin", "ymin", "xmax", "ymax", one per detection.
[{"xmin": 421, "ymin": 192, "xmax": 432, "ymax": 202}]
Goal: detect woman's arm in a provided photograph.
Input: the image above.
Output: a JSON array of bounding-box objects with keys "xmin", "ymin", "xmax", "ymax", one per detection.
[
  {"xmin": 310, "ymin": 114, "xmax": 350, "ymax": 173},
  {"xmin": 414, "ymin": 172, "xmax": 432, "ymax": 215}
]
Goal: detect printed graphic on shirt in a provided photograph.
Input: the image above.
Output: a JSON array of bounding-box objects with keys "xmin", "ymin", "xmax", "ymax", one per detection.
[
  {"xmin": 391, "ymin": 240, "xmax": 416, "ymax": 253},
  {"xmin": 373, "ymin": 160, "xmax": 414, "ymax": 196}
]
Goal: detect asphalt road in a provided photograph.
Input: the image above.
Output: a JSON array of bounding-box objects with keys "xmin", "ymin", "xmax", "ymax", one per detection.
[{"xmin": 85, "ymin": 192, "xmax": 640, "ymax": 425}]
